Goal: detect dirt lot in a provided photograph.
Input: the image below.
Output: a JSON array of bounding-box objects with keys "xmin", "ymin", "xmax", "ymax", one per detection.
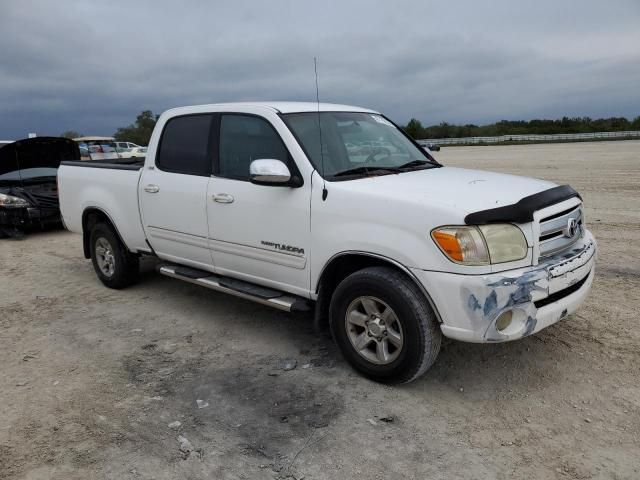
[{"xmin": 1, "ymin": 141, "xmax": 639, "ymax": 479}]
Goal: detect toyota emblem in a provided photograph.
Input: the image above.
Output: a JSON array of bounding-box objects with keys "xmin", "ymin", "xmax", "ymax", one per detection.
[{"xmin": 565, "ymin": 218, "xmax": 579, "ymax": 238}]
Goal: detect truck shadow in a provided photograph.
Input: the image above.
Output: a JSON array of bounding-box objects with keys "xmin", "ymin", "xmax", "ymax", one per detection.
[
  {"xmin": 136, "ymin": 256, "xmax": 575, "ymax": 397},
  {"xmin": 114, "ymin": 263, "xmax": 590, "ymax": 475}
]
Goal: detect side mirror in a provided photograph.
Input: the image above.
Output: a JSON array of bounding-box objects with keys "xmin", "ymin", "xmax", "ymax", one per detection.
[{"xmin": 249, "ymin": 159, "xmax": 291, "ymax": 186}]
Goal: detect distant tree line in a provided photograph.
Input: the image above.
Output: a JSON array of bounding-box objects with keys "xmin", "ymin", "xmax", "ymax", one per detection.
[
  {"xmin": 63, "ymin": 111, "xmax": 640, "ymax": 144},
  {"xmin": 113, "ymin": 110, "xmax": 159, "ymax": 145},
  {"xmin": 402, "ymin": 116, "xmax": 640, "ymax": 139}
]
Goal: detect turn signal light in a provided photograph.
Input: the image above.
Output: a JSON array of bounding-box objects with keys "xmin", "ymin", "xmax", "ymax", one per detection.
[{"xmin": 432, "ymin": 230, "xmax": 463, "ymax": 262}]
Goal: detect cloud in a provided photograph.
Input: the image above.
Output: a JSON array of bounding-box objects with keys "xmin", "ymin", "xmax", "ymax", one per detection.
[{"xmin": 1, "ymin": 0, "xmax": 639, "ymax": 138}]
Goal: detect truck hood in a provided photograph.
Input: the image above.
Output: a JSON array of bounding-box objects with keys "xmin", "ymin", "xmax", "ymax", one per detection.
[
  {"xmin": 0, "ymin": 137, "xmax": 79, "ymax": 187},
  {"xmin": 339, "ymin": 166, "xmax": 557, "ymax": 217}
]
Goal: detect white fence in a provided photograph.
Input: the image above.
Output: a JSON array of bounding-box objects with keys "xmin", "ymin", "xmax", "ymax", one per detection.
[{"xmin": 417, "ymin": 130, "xmax": 640, "ymax": 146}]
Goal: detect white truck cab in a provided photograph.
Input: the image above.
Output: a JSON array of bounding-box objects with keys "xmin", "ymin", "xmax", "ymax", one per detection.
[{"xmin": 58, "ymin": 102, "xmax": 596, "ymax": 383}]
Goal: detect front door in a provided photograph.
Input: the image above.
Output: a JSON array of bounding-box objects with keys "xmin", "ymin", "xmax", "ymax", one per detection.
[
  {"xmin": 207, "ymin": 113, "xmax": 311, "ymax": 297},
  {"xmin": 139, "ymin": 113, "xmax": 214, "ymax": 270}
]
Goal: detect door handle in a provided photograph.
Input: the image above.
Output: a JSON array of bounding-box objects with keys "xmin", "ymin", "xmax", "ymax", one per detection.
[
  {"xmin": 144, "ymin": 184, "xmax": 160, "ymax": 193},
  {"xmin": 213, "ymin": 193, "xmax": 234, "ymax": 204}
]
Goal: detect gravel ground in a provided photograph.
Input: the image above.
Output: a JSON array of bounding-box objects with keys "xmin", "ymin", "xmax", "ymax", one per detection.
[{"xmin": 1, "ymin": 141, "xmax": 639, "ymax": 479}]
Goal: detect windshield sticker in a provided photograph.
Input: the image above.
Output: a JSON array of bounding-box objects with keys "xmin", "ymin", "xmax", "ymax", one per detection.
[{"xmin": 370, "ymin": 114, "xmax": 394, "ymax": 127}]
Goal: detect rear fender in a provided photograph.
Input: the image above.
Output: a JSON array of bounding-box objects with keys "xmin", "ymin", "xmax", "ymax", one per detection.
[{"xmin": 81, "ymin": 208, "xmax": 129, "ymax": 259}]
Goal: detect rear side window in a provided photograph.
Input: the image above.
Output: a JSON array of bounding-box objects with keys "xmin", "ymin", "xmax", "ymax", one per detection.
[
  {"xmin": 218, "ymin": 114, "xmax": 289, "ymax": 180},
  {"xmin": 157, "ymin": 114, "xmax": 213, "ymax": 176}
]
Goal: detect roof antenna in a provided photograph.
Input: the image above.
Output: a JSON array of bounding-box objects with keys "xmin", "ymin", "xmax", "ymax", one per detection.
[{"xmin": 314, "ymin": 57, "xmax": 328, "ymax": 201}]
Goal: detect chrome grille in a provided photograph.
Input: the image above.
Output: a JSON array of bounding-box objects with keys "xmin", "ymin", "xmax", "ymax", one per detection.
[{"xmin": 538, "ymin": 204, "xmax": 583, "ymax": 258}]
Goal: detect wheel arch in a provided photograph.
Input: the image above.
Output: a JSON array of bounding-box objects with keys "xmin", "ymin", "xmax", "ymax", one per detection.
[
  {"xmin": 313, "ymin": 251, "xmax": 443, "ymax": 330},
  {"xmin": 81, "ymin": 207, "xmax": 129, "ymax": 259}
]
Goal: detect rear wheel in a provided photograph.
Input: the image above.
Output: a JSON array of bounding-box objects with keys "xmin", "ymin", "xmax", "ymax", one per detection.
[
  {"xmin": 329, "ymin": 266, "xmax": 441, "ymax": 384},
  {"xmin": 90, "ymin": 223, "xmax": 139, "ymax": 289}
]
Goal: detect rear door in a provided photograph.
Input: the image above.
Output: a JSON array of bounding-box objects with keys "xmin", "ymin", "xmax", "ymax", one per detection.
[
  {"xmin": 206, "ymin": 113, "xmax": 311, "ymax": 296},
  {"xmin": 139, "ymin": 114, "xmax": 215, "ymax": 270}
]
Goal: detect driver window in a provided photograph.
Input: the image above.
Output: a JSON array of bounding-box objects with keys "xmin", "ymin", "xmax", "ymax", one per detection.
[{"xmin": 218, "ymin": 114, "xmax": 289, "ymax": 181}]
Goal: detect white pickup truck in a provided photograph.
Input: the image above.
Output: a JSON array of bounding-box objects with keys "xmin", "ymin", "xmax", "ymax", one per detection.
[{"xmin": 58, "ymin": 102, "xmax": 596, "ymax": 383}]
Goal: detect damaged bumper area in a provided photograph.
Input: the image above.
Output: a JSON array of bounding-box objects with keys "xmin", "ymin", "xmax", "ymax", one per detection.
[
  {"xmin": 0, "ymin": 205, "xmax": 61, "ymax": 235},
  {"xmin": 413, "ymin": 230, "xmax": 597, "ymax": 343}
]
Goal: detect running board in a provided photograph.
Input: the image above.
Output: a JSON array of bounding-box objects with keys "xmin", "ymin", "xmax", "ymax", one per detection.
[{"xmin": 157, "ymin": 265, "xmax": 311, "ymax": 312}]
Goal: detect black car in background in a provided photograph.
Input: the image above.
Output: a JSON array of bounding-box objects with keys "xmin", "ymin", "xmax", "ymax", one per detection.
[{"xmin": 0, "ymin": 137, "xmax": 79, "ymax": 238}]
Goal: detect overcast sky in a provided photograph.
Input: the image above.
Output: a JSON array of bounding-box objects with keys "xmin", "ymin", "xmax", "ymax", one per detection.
[{"xmin": 1, "ymin": 0, "xmax": 639, "ymax": 138}]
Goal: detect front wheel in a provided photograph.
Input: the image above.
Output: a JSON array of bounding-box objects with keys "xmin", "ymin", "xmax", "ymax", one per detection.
[
  {"xmin": 329, "ymin": 266, "xmax": 441, "ymax": 384},
  {"xmin": 90, "ymin": 223, "xmax": 139, "ymax": 289}
]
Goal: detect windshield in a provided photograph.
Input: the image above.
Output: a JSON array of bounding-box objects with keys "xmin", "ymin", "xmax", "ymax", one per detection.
[{"xmin": 282, "ymin": 112, "xmax": 437, "ymax": 179}]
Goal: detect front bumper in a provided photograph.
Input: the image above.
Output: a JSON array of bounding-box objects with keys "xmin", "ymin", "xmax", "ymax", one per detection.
[
  {"xmin": 0, "ymin": 206, "xmax": 61, "ymax": 230},
  {"xmin": 412, "ymin": 230, "xmax": 596, "ymax": 343}
]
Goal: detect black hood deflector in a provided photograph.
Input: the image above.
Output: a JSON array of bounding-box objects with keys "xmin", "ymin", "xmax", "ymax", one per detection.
[{"xmin": 464, "ymin": 185, "xmax": 582, "ymax": 225}]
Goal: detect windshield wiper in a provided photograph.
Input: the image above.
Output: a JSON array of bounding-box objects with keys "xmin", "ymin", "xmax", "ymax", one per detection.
[
  {"xmin": 398, "ymin": 159, "xmax": 437, "ymax": 170},
  {"xmin": 332, "ymin": 166, "xmax": 403, "ymax": 178}
]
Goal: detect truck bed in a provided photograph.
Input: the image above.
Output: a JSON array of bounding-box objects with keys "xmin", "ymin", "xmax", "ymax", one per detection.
[
  {"xmin": 58, "ymin": 159, "xmax": 148, "ymax": 253},
  {"xmin": 60, "ymin": 158, "xmax": 145, "ymax": 170}
]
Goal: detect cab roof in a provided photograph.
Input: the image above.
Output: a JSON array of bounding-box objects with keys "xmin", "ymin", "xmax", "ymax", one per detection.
[{"xmin": 168, "ymin": 101, "xmax": 378, "ymax": 115}]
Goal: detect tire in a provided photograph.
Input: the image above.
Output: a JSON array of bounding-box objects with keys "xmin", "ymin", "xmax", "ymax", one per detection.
[
  {"xmin": 89, "ymin": 222, "xmax": 139, "ymax": 289},
  {"xmin": 329, "ymin": 266, "xmax": 441, "ymax": 384}
]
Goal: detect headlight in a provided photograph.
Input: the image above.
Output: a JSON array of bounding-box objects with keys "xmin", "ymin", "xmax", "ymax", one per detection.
[
  {"xmin": 0, "ymin": 193, "xmax": 30, "ymax": 208},
  {"xmin": 478, "ymin": 224, "xmax": 528, "ymax": 263},
  {"xmin": 432, "ymin": 224, "xmax": 527, "ymax": 265}
]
